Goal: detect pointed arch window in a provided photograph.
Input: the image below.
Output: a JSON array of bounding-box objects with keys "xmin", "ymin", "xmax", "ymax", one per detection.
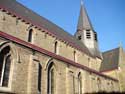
[
  {"xmin": 78, "ymin": 72, "xmax": 82, "ymax": 94},
  {"xmin": 28, "ymin": 29, "xmax": 34, "ymax": 43},
  {"xmin": 38, "ymin": 63, "xmax": 42, "ymax": 92},
  {"xmin": 54, "ymin": 41, "xmax": 58, "ymax": 54},
  {"xmin": 0, "ymin": 46, "xmax": 11, "ymax": 87},
  {"xmin": 73, "ymin": 51, "xmax": 77, "ymax": 62},
  {"xmin": 97, "ymin": 77, "xmax": 101, "ymax": 91},
  {"xmin": 47, "ymin": 62, "xmax": 56, "ymax": 94},
  {"xmin": 73, "ymin": 75, "xmax": 75, "ymax": 93}
]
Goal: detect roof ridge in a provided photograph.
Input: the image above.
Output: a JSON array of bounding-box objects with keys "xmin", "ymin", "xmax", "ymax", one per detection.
[{"xmin": 103, "ymin": 47, "xmax": 120, "ymax": 54}]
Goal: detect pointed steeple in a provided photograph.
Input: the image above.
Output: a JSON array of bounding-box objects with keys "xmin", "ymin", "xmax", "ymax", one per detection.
[
  {"xmin": 75, "ymin": 1, "xmax": 102, "ymax": 59},
  {"xmin": 77, "ymin": 0, "xmax": 93, "ymax": 31}
]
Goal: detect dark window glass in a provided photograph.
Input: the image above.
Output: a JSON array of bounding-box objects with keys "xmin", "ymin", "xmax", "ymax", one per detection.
[
  {"xmin": 2, "ymin": 55, "xmax": 11, "ymax": 86},
  {"xmin": 78, "ymin": 73, "xmax": 82, "ymax": 94},
  {"xmin": 94, "ymin": 32, "xmax": 97, "ymax": 41},
  {"xmin": 0, "ymin": 46, "xmax": 11, "ymax": 87},
  {"xmin": 73, "ymin": 51, "xmax": 76, "ymax": 62},
  {"xmin": 47, "ymin": 62, "xmax": 55, "ymax": 94},
  {"xmin": 54, "ymin": 42, "xmax": 57, "ymax": 54},
  {"xmin": 86, "ymin": 31, "xmax": 91, "ymax": 39},
  {"xmin": 86, "ymin": 29, "xmax": 90, "ymax": 31},
  {"xmin": 78, "ymin": 36, "xmax": 81, "ymax": 40},
  {"xmin": 28, "ymin": 29, "xmax": 33, "ymax": 42},
  {"xmin": 38, "ymin": 63, "xmax": 42, "ymax": 92},
  {"xmin": 0, "ymin": 52, "xmax": 4, "ymax": 81},
  {"xmin": 51, "ymin": 68, "xmax": 54, "ymax": 94},
  {"xmin": 73, "ymin": 76, "xmax": 75, "ymax": 93}
]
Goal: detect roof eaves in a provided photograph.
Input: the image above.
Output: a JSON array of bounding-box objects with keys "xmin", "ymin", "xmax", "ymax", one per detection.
[{"xmin": 0, "ymin": 31, "xmax": 118, "ymax": 82}]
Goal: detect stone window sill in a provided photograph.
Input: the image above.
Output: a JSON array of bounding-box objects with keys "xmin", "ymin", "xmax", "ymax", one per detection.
[{"xmin": 0, "ymin": 87, "xmax": 14, "ymax": 94}]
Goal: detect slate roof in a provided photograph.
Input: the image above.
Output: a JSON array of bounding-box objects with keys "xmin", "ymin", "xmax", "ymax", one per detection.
[
  {"xmin": 90, "ymin": 48, "xmax": 103, "ymax": 60},
  {"xmin": 100, "ymin": 48, "xmax": 120, "ymax": 72},
  {"xmin": 77, "ymin": 2, "xmax": 93, "ymax": 31},
  {"xmin": 0, "ymin": 0, "xmax": 93, "ymax": 57}
]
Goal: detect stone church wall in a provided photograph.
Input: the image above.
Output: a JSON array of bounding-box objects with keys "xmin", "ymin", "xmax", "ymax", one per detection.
[
  {"xmin": 0, "ymin": 10, "xmax": 100, "ymax": 70},
  {"xmin": 0, "ymin": 8, "xmax": 120, "ymax": 94}
]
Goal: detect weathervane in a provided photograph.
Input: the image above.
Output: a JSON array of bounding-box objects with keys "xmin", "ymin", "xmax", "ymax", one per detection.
[
  {"xmin": 119, "ymin": 41, "xmax": 122, "ymax": 47},
  {"xmin": 81, "ymin": 0, "xmax": 83, "ymax": 5}
]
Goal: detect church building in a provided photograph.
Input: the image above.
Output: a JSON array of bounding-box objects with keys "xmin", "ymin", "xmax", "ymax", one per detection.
[{"xmin": 0, "ymin": 0, "xmax": 124, "ymax": 94}]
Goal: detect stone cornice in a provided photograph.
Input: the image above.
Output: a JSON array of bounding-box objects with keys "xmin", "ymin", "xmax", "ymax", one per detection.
[{"xmin": 0, "ymin": 31, "xmax": 118, "ymax": 82}]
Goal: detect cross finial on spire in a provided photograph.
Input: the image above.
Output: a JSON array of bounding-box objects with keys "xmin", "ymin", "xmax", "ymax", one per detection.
[
  {"xmin": 119, "ymin": 41, "xmax": 122, "ymax": 47},
  {"xmin": 81, "ymin": 0, "xmax": 83, "ymax": 5}
]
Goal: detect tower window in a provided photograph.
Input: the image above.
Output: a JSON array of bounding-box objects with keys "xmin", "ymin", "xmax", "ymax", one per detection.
[
  {"xmin": 0, "ymin": 46, "xmax": 11, "ymax": 87},
  {"xmin": 28, "ymin": 29, "xmax": 34, "ymax": 43},
  {"xmin": 78, "ymin": 35, "xmax": 81, "ymax": 40},
  {"xmin": 86, "ymin": 31, "xmax": 91, "ymax": 39},
  {"xmin": 86, "ymin": 29, "xmax": 90, "ymax": 31},
  {"xmin": 94, "ymin": 32, "xmax": 97, "ymax": 41}
]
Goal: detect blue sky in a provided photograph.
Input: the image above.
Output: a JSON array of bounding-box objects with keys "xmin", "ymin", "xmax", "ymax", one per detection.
[{"xmin": 17, "ymin": 0, "xmax": 125, "ymax": 52}]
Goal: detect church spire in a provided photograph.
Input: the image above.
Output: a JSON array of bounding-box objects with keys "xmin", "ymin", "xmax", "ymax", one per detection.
[
  {"xmin": 77, "ymin": 0, "xmax": 93, "ymax": 31},
  {"xmin": 75, "ymin": 1, "xmax": 102, "ymax": 59}
]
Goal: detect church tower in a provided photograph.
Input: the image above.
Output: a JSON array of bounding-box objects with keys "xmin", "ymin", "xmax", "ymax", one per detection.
[{"xmin": 74, "ymin": 1, "xmax": 102, "ymax": 59}]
